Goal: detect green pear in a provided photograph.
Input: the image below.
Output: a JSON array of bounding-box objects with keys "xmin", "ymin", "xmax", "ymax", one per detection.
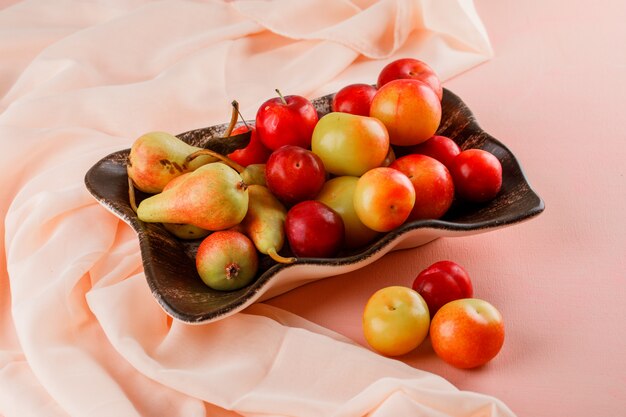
[
  {"xmin": 127, "ymin": 131, "xmax": 217, "ymax": 193},
  {"xmin": 240, "ymin": 164, "xmax": 266, "ymax": 186},
  {"xmin": 240, "ymin": 184, "xmax": 294, "ymax": 263},
  {"xmin": 137, "ymin": 162, "xmax": 248, "ymax": 231}
]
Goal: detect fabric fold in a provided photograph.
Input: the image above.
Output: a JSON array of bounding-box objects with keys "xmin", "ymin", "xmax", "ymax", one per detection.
[{"xmin": 0, "ymin": 1, "xmax": 509, "ymax": 416}]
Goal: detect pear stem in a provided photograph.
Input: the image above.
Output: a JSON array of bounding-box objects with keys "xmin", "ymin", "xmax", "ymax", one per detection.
[
  {"xmin": 186, "ymin": 149, "xmax": 245, "ymax": 174},
  {"xmin": 268, "ymin": 248, "xmax": 296, "ymax": 264},
  {"xmin": 275, "ymin": 89, "xmax": 287, "ymax": 105},
  {"xmin": 128, "ymin": 177, "xmax": 138, "ymax": 213},
  {"xmin": 223, "ymin": 100, "xmax": 239, "ymax": 138},
  {"xmin": 233, "ymin": 100, "xmax": 251, "ymax": 130}
]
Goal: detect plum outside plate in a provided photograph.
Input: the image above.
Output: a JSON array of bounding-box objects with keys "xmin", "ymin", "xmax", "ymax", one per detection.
[{"xmin": 84, "ymin": 89, "xmax": 544, "ymax": 324}]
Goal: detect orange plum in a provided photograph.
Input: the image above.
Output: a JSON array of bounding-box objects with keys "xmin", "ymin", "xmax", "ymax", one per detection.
[
  {"xmin": 370, "ymin": 79, "xmax": 441, "ymax": 146},
  {"xmin": 430, "ymin": 298, "xmax": 505, "ymax": 369},
  {"xmin": 390, "ymin": 154, "xmax": 454, "ymax": 221},
  {"xmin": 353, "ymin": 167, "xmax": 415, "ymax": 232}
]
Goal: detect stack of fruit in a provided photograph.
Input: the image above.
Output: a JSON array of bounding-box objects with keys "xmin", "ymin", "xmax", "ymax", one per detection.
[
  {"xmin": 126, "ymin": 58, "xmax": 504, "ymax": 293},
  {"xmin": 363, "ymin": 261, "xmax": 505, "ymax": 368}
]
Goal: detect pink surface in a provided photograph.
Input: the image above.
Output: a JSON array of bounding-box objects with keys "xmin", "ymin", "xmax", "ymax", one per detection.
[{"xmin": 268, "ymin": 1, "xmax": 626, "ymax": 415}]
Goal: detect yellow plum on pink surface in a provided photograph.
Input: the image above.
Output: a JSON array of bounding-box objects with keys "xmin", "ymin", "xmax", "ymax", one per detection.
[{"xmin": 362, "ymin": 286, "xmax": 430, "ymax": 357}]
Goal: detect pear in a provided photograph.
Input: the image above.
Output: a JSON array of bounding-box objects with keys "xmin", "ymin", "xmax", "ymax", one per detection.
[
  {"xmin": 127, "ymin": 131, "xmax": 217, "ymax": 193},
  {"xmin": 159, "ymin": 172, "xmax": 210, "ymax": 240},
  {"xmin": 162, "ymin": 223, "xmax": 211, "ymax": 240},
  {"xmin": 240, "ymin": 164, "xmax": 266, "ymax": 186},
  {"xmin": 240, "ymin": 184, "xmax": 295, "ymax": 263},
  {"xmin": 137, "ymin": 162, "xmax": 249, "ymax": 231},
  {"xmin": 196, "ymin": 231, "xmax": 259, "ymax": 291},
  {"xmin": 161, "ymin": 170, "xmax": 190, "ymax": 190}
]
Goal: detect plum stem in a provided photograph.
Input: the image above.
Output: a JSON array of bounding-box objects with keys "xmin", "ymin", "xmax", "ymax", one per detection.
[
  {"xmin": 268, "ymin": 248, "xmax": 296, "ymax": 264},
  {"xmin": 232, "ymin": 100, "xmax": 251, "ymax": 130},
  {"xmin": 275, "ymin": 89, "xmax": 287, "ymax": 105},
  {"xmin": 185, "ymin": 149, "xmax": 245, "ymax": 174}
]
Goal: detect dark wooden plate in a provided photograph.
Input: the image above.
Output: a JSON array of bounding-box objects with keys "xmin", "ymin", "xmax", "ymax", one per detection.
[{"xmin": 85, "ymin": 89, "xmax": 544, "ymax": 323}]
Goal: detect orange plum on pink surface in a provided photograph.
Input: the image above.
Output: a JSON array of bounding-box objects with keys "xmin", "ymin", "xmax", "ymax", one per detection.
[{"xmin": 430, "ymin": 298, "xmax": 505, "ymax": 369}]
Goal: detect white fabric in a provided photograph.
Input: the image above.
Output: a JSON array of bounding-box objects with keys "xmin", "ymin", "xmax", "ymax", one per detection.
[{"xmin": 0, "ymin": 1, "xmax": 508, "ymax": 416}]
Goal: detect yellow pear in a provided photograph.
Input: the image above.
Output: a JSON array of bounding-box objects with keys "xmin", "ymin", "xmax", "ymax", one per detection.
[
  {"xmin": 127, "ymin": 131, "xmax": 217, "ymax": 193},
  {"xmin": 159, "ymin": 172, "xmax": 210, "ymax": 240},
  {"xmin": 239, "ymin": 184, "xmax": 294, "ymax": 263},
  {"xmin": 137, "ymin": 163, "xmax": 248, "ymax": 231}
]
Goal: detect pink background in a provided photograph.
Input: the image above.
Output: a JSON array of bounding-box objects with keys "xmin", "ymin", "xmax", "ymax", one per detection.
[{"xmin": 267, "ymin": 1, "xmax": 626, "ymax": 415}]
